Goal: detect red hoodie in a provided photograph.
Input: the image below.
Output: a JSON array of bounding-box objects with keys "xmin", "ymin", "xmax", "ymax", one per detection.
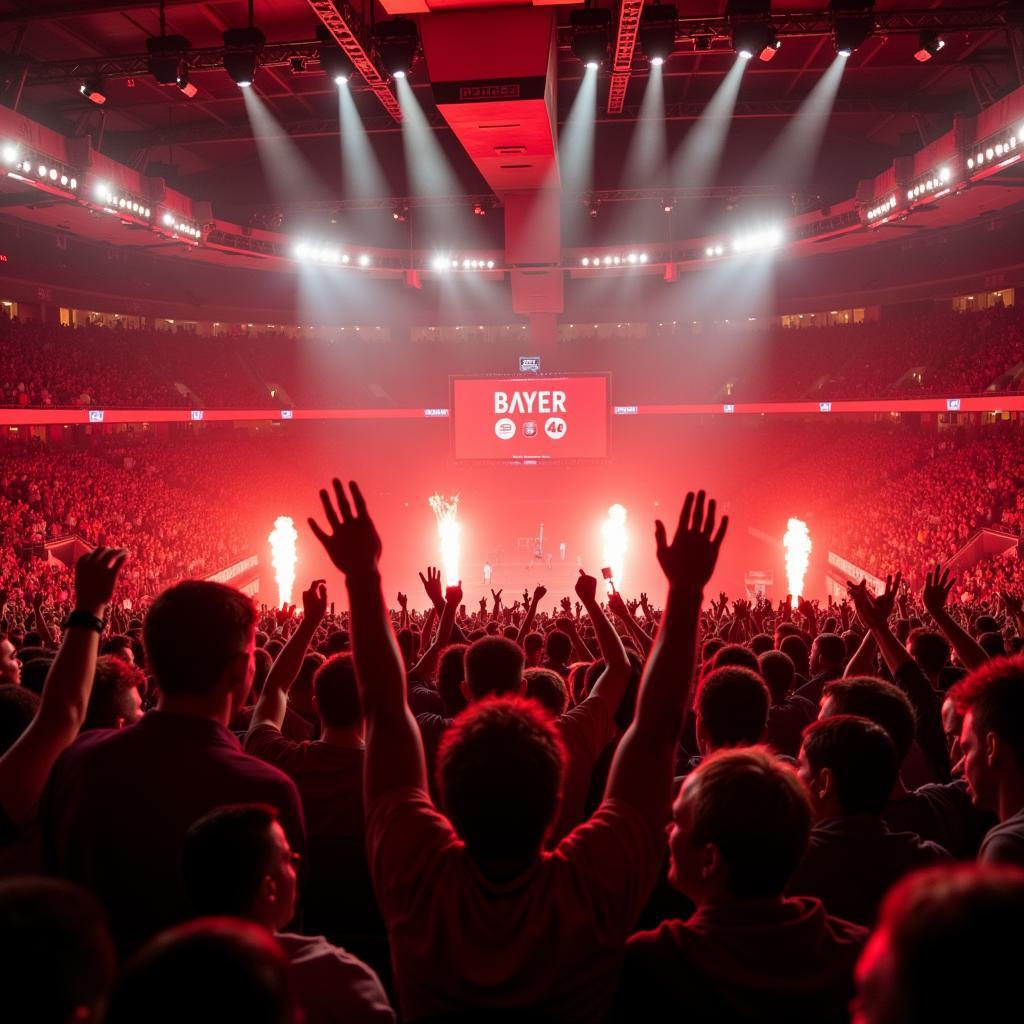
[{"xmin": 617, "ymin": 896, "xmax": 867, "ymax": 1023}]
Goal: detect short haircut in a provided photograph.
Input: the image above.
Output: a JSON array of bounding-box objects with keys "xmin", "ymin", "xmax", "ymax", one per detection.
[
  {"xmin": 100, "ymin": 634, "xmax": 134, "ymax": 660},
  {"xmin": 974, "ymin": 615, "xmax": 1000, "ymax": 636},
  {"xmin": 801, "ymin": 715, "xmax": 898, "ymax": 814},
  {"xmin": 951, "ymin": 656, "xmax": 1024, "ymax": 769},
  {"xmin": 182, "ymin": 804, "xmax": 278, "ymax": 918},
  {"xmin": 438, "ymin": 697, "xmax": 565, "ymax": 864},
  {"xmin": 711, "ymin": 644, "xmax": 762, "ymax": 675},
  {"xmin": 464, "ymin": 636, "xmax": 525, "ymax": 701},
  {"xmin": 19, "ymin": 656, "xmax": 54, "ymax": 696},
  {"xmin": 438, "ymin": 643, "xmax": 469, "ymax": 718},
  {"xmin": 0, "ymin": 684, "xmax": 40, "ymax": 755},
  {"xmin": 312, "ymin": 654, "xmax": 362, "ymax": 730},
  {"xmin": 869, "ymin": 864, "xmax": 1024, "ymax": 1023},
  {"xmin": 749, "ymin": 633, "xmax": 774, "ymax": 657},
  {"xmin": 523, "ymin": 633, "xmax": 544, "ymax": 657},
  {"xmin": 684, "ymin": 747, "xmax": 811, "ymax": 899},
  {"xmin": 264, "ymin": 639, "xmax": 284, "ymax": 661},
  {"xmin": 84, "ymin": 655, "xmax": 146, "ymax": 731},
  {"xmin": 524, "ymin": 667, "xmax": 569, "ymax": 718},
  {"xmin": 701, "ymin": 638, "xmax": 725, "ymax": 664},
  {"xmin": 695, "ymin": 667, "xmax": 770, "ymax": 748},
  {"xmin": 105, "ymin": 918, "xmax": 294, "ymax": 1024},
  {"xmin": 823, "ymin": 676, "xmax": 916, "ymax": 763},
  {"xmin": 544, "ymin": 630, "xmax": 572, "ymax": 665},
  {"xmin": 812, "ymin": 633, "xmax": 846, "ymax": 667},
  {"xmin": 320, "ymin": 629, "xmax": 350, "ymax": 656},
  {"xmin": 908, "ymin": 628, "xmax": 951, "ymax": 678},
  {"xmin": 758, "ymin": 650, "xmax": 796, "ymax": 705},
  {"xmin": 780, "ymin": 634, "xmax": 809, "ymax": 674},
  {"xmin": 502, "ymin": 625, "xmax": 519, "ymax": 641},
  {"xmin": 144, "ymin": 581, "xmax": 256, "ymax": 696},
  {"xmin": 979, "ymin": 632, "xmax": 1007, "ymax": 659},
  {"xmin": 0, "ymin": 877, "xmax": 116, "ymax": 1024}
]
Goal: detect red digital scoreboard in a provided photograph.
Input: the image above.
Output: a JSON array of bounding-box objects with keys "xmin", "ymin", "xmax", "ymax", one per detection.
[{"xmin": 451, "ymin": 374, "xmax": 609, "ymax": 462}]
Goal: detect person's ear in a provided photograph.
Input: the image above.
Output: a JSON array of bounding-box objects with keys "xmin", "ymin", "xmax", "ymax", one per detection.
[
  {"xmin": 699, "ymin": 842, "xmax": 721, "ymax": 880},
  {"xmin": 817, "ymin": 766, "xmax": 834, "ymax": 802},
  {"xmin": 986, "ymin": 730, "xmax": 1000, "ymax": 767}
]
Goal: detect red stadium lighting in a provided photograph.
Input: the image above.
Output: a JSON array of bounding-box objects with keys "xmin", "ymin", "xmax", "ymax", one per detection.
[{"xmin": 914, "ymin": 31, "xmax": 944, "ymax": 63}]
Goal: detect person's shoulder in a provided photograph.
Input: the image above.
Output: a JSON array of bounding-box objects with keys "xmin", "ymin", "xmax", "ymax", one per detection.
[
  {"xmin": 626, "ymin": 918, "xmax": 685, "ymax": 954},
  {"xmin": 980, "ymin": 814, "xmax": 1024, "ymax": 866}
]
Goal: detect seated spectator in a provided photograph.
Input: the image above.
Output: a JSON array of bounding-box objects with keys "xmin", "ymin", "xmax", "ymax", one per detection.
[
  {"xmin": 105, "ymin": 918, "xmax": 298, "ymax": 1024},
  {"xmin": 619, "ymin": 748, "xmax": 867, "ymax": 1023},
  {"xmin": 791, "ymin": 716, "xmax": 950, "ymax": 925},
  {"xmin": 40, "ymin": 579, "xmax": 306, "ymax": 956},
  {"xmin": 950, "ymin": 655, "xmax": 1024, "ymax": 864},
  {"xmin": 855, "ymin": 864, "xmax": 1024, "ymax": 1024},
  {"xmin": 0, "ymin": 876, "xmax": 116, "ymax": 1024},
  {"xmin": 183, "ymin": 804, "xmax": 393, "ymax": 1023}
]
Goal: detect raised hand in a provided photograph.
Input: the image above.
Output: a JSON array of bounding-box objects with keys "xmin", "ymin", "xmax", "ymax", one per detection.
[
  {"xmin": 639, "ymin": 592, "xmax": 651, "ymax": 615},
  {"xmin": 874, "ymin": 572, "xmax": 903, "ymax": 621},
  {"xmin": 478, "ymin": 596, "xmax": 487, "ymax": 614},
  {"xmin": 1001, "ymin": 590, "xmax": 1023, "ymax": 617},
  {"xmin": 654, "ymin": 491, "xmax": 727, "ymax": 592},
  {"xmin": 797, "ymin": 597, "xmax": 816, "ymax": 622},
  {"xmin": 418, "ymin": 566, "xmax": 444, "ymax": 609},
  {"xmin": 922, "ymin": 563, "xmax": 954, "ymax": 618},
  {"xmin": 560, "ymin": 596, "xmax": 573, "ymax": 614},
  {"xmin": 627, "ymin": 598, "xmax": 640, "ymax": 615},
  {"xmin": 74, "ymin": 547, "xmax": 129, "ymax": 617},
  {"xmin": 308, "ymin": 479, "xmax": 381, "ymax": 578},
  {"xmin": 302, "ymin": 579, "xmax": 328, "ymax": 625},
  {"xmin": 396, "ymin": 591, "xmax": 408, "ymax": 610},
  {"xmin": 532, "ymin": 584, "xmax": 547, "ymax": 604},
  {"xmin": 490, "ymin": 588, "xmax": 503, "ymax": 605},
  {"xmin": 445, "ymin": 581, "xmax": 463, "ymax": 606},
  {"xmin": 522, "ymin": 588, "xmax": 531, "ymax": 607},
  {"xmin": 575, "ymin": 569, "xmax": 598, "ymax": 605},
  {"xmin": 607, "ymin": 590, "xmax": 630, "ymax": 619}
]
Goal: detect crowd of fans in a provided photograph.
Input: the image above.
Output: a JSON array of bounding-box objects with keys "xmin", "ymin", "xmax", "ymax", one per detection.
[
  {"xmin": 3, "ymin": 302, "xmax": 1024, "ymax": 409},
  {"xmin": 2, "ymin": 469, "xmax": 1024, "ymax": 1022}
]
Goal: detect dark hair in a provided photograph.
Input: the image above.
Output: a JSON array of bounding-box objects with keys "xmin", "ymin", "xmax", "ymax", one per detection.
[
  {"xmin": 319, "ymin": 629, "xmax": 350, "ymax": 656},
  {"xmin": 524, "ymin": 667, "xmax": 569, "ymax": 718},
  {"xmin": 312, "ymin": 654, "xmax": 362, "ymax": 730},
  {"xmin": 758, "ymin": 650, "xmax": 796, "ymax": 705},
  {"xmin": 264, "ymin": 639, "xmax": 284, "ymax": 661},
  {"xmin": 464, "ymin": 636, "xmax": 525, "ymax": 701},
  {"xmin": 822, "ymin": 676, "xmax": 916, "ymax": 763},
  {"xmin": 780, "ymin": 634, "xmax": 809, "ymax": 676},
  {"xmin": 711, "ymin": 644, "xmax": 762, "ymax": 675},
  {"xmin": 801, "ymin": 715, "xmax": 898, "ymax": 814},
  {"xmin": 812, "ymin": 633, "xmax": 846, "ymax": 668},
  {"xmin": 749, "ymin": 633, "xmax": 774, "ymax": 657},
  {"xmin": 502, "ymin": 625, "xmax": 519, "ymax": 641},
  {"xmin": 19, "ymin": 655, "xmax": 54, "ymax": 696},
  {"xmin": 685, "ymin": 747, "xmax": 811, "ymax": 898},
  {"xmin": 106, "ymin": 918, "xmax": 294, "ymax": 1024},
  {"xmin": 144, "ymin": 581, "xmax": 256, "ymax": 696},
  {"xmin": 182, "ymin": 804, "xmax": 279, "ymax": 917},
  {"xmin": 100, "ymin": 634, "xmax": 134, "ymax": 660},
  {"xmin": 870, "ymin": 865, "xmax": 1024, "ymax": 1023},
  {"xmin": 0, "ymin": 684, "xmax": 40, "ymax": 755},
  {"xmin": 83, "ymin": 655, "xmax": 146, "ymax": 731},
  {"xmin": 396, "ymin": 628, "xmax": 415, "ymax": 664},
  {"xmin": 523, "ymin": 633, "xmax": 544, "ymax": 657},
  {"xmin": 437, "ymin": 644, "xmax": 469, "ymax": 718},
  {"xmin": 974, "ymin": 614, "xmax": 1000, "ymax": 636},
  {"xmin": 544, "ymin": 630, "xmax": 572, "ymax": 665},
  {"xmin": 701, "ymin": 638, "xmax": 725, "ymax": 664},
  {"xmin": 951, "ymin": 656, "xmax": 1024, "ymax": 769},
  {"xmin": 438, "ymin": 697, "xmax": 565, "ymax": 864},
  {"xmin": 908, "ymin": 628, "xmax": 951, "ymax": 678},
  {"xmin": 695, "ymin": 667, "xmax": 770, "ymax": 749},
  {"xmin": 979, "ymin": 632, "xmax": 1007, "ymax": 658},
  {"xmin": 0, "ymin": 877, "xmax": 116, "ymax": 1024}
]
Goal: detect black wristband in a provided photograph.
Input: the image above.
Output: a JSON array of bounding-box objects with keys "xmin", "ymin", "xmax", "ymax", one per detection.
[{"xmin": 64, "ymin": 610, "xmax": 105, "ymax": 635}]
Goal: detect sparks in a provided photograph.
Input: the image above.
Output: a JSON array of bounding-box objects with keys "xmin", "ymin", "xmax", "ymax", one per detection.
[
  {"xmin": 268, "ymin": 515, "xmax": 298, "ymax": 609},
  {"xmin": 428, "ymin": 493, "xmax": 461, "ymax": 588},
  {"xmin": 783, "ymin": 517, "xmax": 812, "ymax": 600},
  {"xmin": 601, "ymin": 503, "xmax": 628, "ymax": 592}
]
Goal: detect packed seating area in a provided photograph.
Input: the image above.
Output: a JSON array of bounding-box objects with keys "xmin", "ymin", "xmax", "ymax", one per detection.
[{"xmin": 3, "ymin": 302, "xmax": 1024, "ymax": 409}]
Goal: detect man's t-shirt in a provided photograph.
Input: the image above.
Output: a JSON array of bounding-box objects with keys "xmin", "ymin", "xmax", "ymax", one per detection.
[
  {"xmin": 275, "ymin": 932, "xmax": 395, "ymax": 1024},
  {"xmin": 551, "ymin": 694, "xmax": 616, "ymax": 842},
  {"xmin": 979, "ymin": 806, "xmax": 1024, "ymax": 866},
  {"xmin": 366, "ymin": 788, "xmax": 664, "ymax": 1022},
  {"xmin": 884, "ymin": 780, "xmax": 992, "ymax": 859},
  {"xmin": 40, "ymin": 710, "xmax": 306, "ymax": 957},
  {"xmin": 618, "ymin": 896, "xmax": 867, "ymax": 1024}
]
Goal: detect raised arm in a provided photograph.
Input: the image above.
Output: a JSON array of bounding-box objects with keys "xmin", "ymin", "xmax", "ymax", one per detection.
[
  {"xmin": 922, "ymin": 564, "xmax": 989, "ymax": 672},
  {"xmin": 605, "ymin": 491, "xmax": 727, "ymax": 820},
  {"xmin": 409, "ymin": 581, "xmax": 462, "ymax": 682},
  {"xmin": 607, "ymin": 590, "xmax": 653, "ymax": 656},
  {"xmin": 250, "ymin": 579, "xmax": 327, "ymax": 732},
  {"xmin": 516, "ymin": 584, "xmax": 547, "ymax": 644},
  {"xmin": 576, "ymin": 571, "xmax": 631, "ymax": 709},
  {"xmin": 556, "ymin": 615, "xmax": 592, "ymax": 663},
  {"xmin": 309, "ymin": 480, "xmax": 427, "ymax": 803},
  {"xmin": 32, "ymin": 592, "xmax": 57, "ymax": 650},
  {"xmin": 0, "ymin": 548, "xmax": 127, "ymax": 827}
]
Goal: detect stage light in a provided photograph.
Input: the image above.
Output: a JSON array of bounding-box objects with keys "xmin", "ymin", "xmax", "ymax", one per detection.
[
  {"xmin": 358, "ymin": 254, "xmax": 370, "ymax": 267},
  {"xmin": 830, "ymin": 0, "xmax": 873, "ymax": 56},
  {"xmin": 147, "ymin": 33, "xmax": 191, "ymax": 86},
  {"xmin": 730, "ymin": 21, "xmax": 777, "ymax": 61},
  {"xmin": 570, "ymin": 8, "xmax": 612, "ymax": 68},
  {"xmin": 392, "ymin": 202, "xmax": 408, "ymax": 222},
  {"xmin": 319, "ymin": 39, "xmax": 355, "ymax": 85},
  {"xmin": 80, "ymin": 78, "xmax": 107, "ymax": 104},
  {"xmin": 222, "ymin": 26, "xmax": 265, "ymax": 87},
  {"xmin": 376, "ymin": 18, "xmax": 419, "ymax": 79},
  {"xmin": 429, "ymin": 494, "xmax": 461, "ymax": 589},
  {"xmin": 163, "ymin": 212, "xmax": 175, "ymax": 226},
  {"xmin": 268, "ymin": 516, "xmax": 298, "ymax": 609},
  {"xmin": 783, "ymin": 518, "xmax": 811, "ymax": 599},
  {"xmin": 36, "ymin": 164, "xmax": 46, "ymax": 177},
  {"xmin": 2, "ymin": 144, "xmax": 17, "ymax": 166},
  {"xmin": 639, "ymin": 4, "xmax": 677, "ymax": 66},
  {"xmin": 914, "ymin": 31, "xmax": 944, "ymax": 63},
  {"xmin": 177, "ymin": 69, "xmax": 198, "ymax": 98},
  {"xmin": 601, "ymin": 504, "xmax": 629, "ymax": 594},
  {"xmin": 760, "ymin": 29, "xmax": 781, "ymax": 61}
]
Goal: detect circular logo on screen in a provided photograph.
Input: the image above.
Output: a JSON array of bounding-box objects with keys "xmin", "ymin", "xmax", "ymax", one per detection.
[
  {"xmin": 544, "ymin": 417, "xmax": 567, "ymax": 440},
  {"xmin": 523, "ymin": 421, "xmax": 538, "ymax": 438},
  {"xmin": 495, "ymin": 418, "xmax": 517, "ymax": 440}
]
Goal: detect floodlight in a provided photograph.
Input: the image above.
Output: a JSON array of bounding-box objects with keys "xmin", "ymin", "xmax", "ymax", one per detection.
[
  {"xmin": 222, "ymin": 26, "xmax": 265, "ymax": 87},
  {"xmin": 375, "ymin": 18, "xmax": 419, "ymax": 79},
  {"xmin": 570, "ymin": 8, "xmax": 612, "ymax": 68},
  {"xmin": 639, "ymin": 4, "xmax": 677, "ymax": 66}
]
